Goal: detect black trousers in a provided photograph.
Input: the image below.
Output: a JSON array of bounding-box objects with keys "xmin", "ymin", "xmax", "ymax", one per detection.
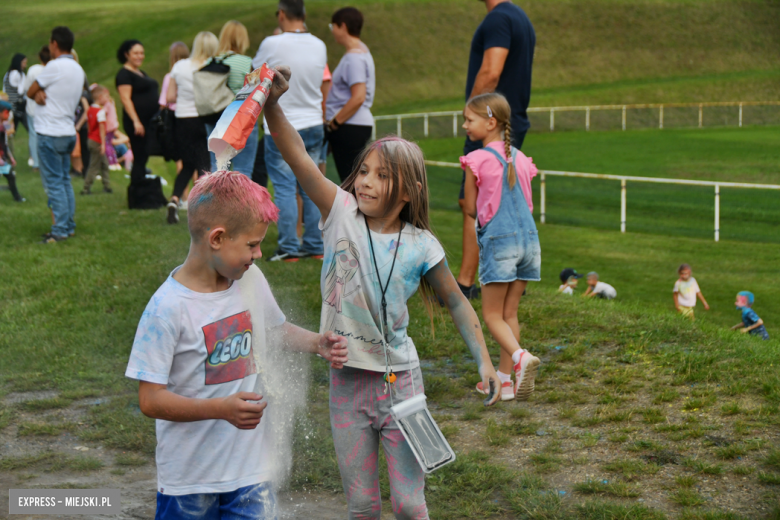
[
  {"xmin": 125, "ymin": 116, "xmax": 151, "ymax": 185},
  {"xmin": 252, "ymin": 136, "xmax": 268, "ymax": 188},
  {"xmin": 172, "ymin": 116, "xmax": 209, "ymax": 199},
  {"xmin": 328, "ymin": 124, "xmax": 373, "ymax": 183}
]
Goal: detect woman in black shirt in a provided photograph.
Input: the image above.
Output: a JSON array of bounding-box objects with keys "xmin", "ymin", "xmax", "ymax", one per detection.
[{"xmin": 116, "ymin": 39, "xmax": 165, "ymax": 209}]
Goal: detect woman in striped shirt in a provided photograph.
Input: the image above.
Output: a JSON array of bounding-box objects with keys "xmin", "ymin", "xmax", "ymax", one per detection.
[{"xmin": 204, "ymin": 20, "xmax": 257, "ymax": 177}]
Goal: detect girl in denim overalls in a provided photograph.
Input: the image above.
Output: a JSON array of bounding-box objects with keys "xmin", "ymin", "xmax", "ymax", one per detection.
[{"xmin": 461, "ymin": 92, "xmax": 541, "ymax": 402}]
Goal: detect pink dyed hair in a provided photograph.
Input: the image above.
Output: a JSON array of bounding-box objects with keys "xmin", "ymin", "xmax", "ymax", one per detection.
[{"xmin": 187, "ymin": 170, "xmax": 279, "ymax": 240}]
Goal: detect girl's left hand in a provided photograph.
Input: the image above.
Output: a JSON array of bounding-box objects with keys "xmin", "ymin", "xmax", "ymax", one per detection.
[
  {"xmin": 479, "ymin": 365, "xmax": 501, "ymax": 406},
  {"xmin": 318, "ymin": 331, "xmax": 349, "ymax": 369}
]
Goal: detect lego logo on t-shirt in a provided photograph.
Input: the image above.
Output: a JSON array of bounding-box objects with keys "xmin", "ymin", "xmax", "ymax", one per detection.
[{"xmin": 202, "ymin": 311, "xmax": 256, "ymax": 385}]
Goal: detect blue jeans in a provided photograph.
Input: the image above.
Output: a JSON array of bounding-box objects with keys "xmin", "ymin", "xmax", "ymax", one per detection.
[
  {"xmin": 265, "ymin": 124, "xmax": 324, "ymax": 255},
  {"xmin": 28, "ymin": 114, "xmax": 39, "ymax": 169},
  {"xmin": 38, "ymin": 134, "xmax": 77, "ymax": 237},
  {"xmin": 155, "ymin": 482, "xmax": 277, "ymax": 520},
  {"xmin": 205, "ymin": 121, "xmax": 259, "ymax": 177}
]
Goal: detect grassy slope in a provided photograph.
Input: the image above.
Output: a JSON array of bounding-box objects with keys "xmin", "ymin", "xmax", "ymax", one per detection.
[
  {"xmin": 2, "ymin": 0, "xmax": 779, "ymax": 114},
  {"xmin": 419, "ymin": 126, "xmax": 780, "ymax": 244}
]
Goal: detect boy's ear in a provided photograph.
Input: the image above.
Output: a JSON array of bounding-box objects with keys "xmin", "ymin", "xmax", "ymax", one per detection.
[{"xmin": 207, "ymin": 226, "xmax": 228, "ymax": 250}]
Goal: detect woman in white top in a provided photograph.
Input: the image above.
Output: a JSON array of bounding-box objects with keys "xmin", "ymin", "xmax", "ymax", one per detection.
[
  {"xmin": 325, "ymin": 7, "xmax": 376, "ymax": 182},
  {"xmin": 166, "ymin": 31, "xmax": 217, "ymax": 224},
  {"xmin": 22, "ymin": 46, "xmax": 50, "ymax": 170}
]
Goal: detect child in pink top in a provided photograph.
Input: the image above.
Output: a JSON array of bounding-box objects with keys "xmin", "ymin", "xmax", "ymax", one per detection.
[{"xmin": 461, "ymin": 92, "xmax": 541, "ymax": 403}]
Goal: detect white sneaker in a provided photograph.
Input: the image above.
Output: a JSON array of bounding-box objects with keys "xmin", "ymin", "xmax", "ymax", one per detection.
[
  {"xmin": 476, "ymin": 381, "xmax": 515, "ymax": 401},
  {"xmin": 179, "ymin": 200, "xmax": 188, "ymax": 211},
  {"xmin": 514, "ymin": 352, "xmax": 541, "ymax": 401},
  {"xmin": 28, "ymin": 158, "xmax": 34, "ymax": 167}
]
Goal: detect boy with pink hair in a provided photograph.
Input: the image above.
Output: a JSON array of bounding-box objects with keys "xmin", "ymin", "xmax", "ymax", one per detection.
[{"xmin": 125, "ymin": 171, "xmax": 348, "ymax": 518}]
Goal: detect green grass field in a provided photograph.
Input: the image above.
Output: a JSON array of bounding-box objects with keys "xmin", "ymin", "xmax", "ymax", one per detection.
[
  {"xmin": 2, "ymin": 0, "xmax": 780, "ymax": 516},
  {"xmin": 1, "ymin": 122, "xmax": 779, "ymax": 518},
  {"xmin": 2, "ymin": 0, "xmax": 779, "ymax": 113}
]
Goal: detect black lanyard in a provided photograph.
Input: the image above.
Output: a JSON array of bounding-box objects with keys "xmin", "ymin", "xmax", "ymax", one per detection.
[{"xmin": 364, "ymin": 214, "xmax": 404, "ymax": 345}]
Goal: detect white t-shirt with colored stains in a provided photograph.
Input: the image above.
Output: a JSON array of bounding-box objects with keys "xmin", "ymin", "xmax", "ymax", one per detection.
[
  {"xmin": 125, "ymin": 265, "xmax": 285, "ymax": 495},
  {"xmin": 319, "ymin": 188, "xmax": 445, "ymax": 372},
  {"xmin": 673, "ymin": 277, "xmax": 700, "ymax": 308}
]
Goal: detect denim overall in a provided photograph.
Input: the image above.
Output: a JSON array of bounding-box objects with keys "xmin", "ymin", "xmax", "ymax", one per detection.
[{"xmin": 476, "ymin": 147, "xmax": 541, "ymax": 285}]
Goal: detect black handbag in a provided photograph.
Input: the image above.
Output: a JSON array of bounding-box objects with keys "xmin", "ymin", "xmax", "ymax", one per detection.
[
  {"xmin": 146, "ymin": 112, "xmax": 165, "ymax": 158},
  {"xmin": 127, "ymin": 176, "xmax": 167, "ymax": 210},
  {"xmin": 156, "ymin": 108, "xmax": 177, "ymax": 162}
]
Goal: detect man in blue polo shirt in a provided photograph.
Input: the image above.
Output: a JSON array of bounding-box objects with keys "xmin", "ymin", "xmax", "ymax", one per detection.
[{"xmin": 457, "ymin": 0, "xmax": 535, "ymax": 299}]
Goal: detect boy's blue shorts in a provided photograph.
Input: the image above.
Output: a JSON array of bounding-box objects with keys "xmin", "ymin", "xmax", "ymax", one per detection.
[{"xmin": 155, "ymin": 482, "xmax": 276, "ymax": 520}]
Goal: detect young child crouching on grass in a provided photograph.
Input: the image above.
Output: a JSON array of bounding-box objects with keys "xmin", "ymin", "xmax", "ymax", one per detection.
[
  {"xmin": 731, "ymin": 291, "xmax": 769, "ymax": 340},
  {"xmin": 461, "ymin": 92, "xmax": 541, "ymax": 403},
  {"xmin": 125, "ymin": 171, "xmax": 348, "ymax": 519},
  {"xmin": 673, "ymin": 263, "xmax": 709, "ymax": 320}
]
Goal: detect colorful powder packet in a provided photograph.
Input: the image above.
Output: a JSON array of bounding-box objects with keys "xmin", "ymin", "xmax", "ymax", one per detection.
[{"xmin": 208, "ymin": 64, "xmax": 276, "ymax": 170}]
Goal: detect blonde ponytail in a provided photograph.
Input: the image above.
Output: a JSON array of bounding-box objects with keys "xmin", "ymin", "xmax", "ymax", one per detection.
[
  {"xmin": 466, "ymin": 92, "xmax": 515, "ymax": 187},
  {"xmin": 504, "ymin": 120, "xmax": 516, "ymax": 188}
]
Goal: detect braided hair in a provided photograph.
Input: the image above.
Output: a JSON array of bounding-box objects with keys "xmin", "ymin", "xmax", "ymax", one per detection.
[{"xmin": 466, "ymin": 92, "xmax": 516, "ymax": 188}]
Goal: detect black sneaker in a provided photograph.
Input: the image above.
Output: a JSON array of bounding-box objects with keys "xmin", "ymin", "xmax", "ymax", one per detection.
[
  {"xmin": 267, "ymin": 250, "xmax": 300, "ymax": 263},
  {"xmin": 458, "ymin": 282, "xmax": 481, "ymax": 300},
  {"xmin": 104, "ymin": 187, "xmax": 113, "ymax": 194},
  {"xmin": 166, "ymin": 202, "xmax": 179, "ymax": 224}
]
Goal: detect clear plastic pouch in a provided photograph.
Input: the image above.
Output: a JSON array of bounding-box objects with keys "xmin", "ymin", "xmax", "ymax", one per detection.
[{"xmin": 390, "ymin": 393, "xmax": 455, "ymax": 473}]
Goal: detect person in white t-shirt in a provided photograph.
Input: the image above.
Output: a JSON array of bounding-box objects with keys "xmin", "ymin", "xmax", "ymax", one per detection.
[
  {"xmin": 263, "ymin": 67, "xmax": 502, "ymax": 518},
  {"xmin": 125, "ymin": 171, "xmax": 347, "ymax": 518},
  {"xmin": 21, "ymin": 46, "xmax": 51, "ymax": 171},
  {"xmin": 583, "ymin": 271, "xmax": 617, "ymax": 300},
  {"xmin": 27, "ymin": 26, "xmax": 86, "ymax": 243},
  {"xmin": 252, "ymin": 0, "xmax": 328, "ymax": 262},
  {"xmin": 558, "ymin": 268, "xmax": 583, "ymax": 295},
  {"xmin": 673, "ymin": 263, "xmax": 709, "ymax": 320}
]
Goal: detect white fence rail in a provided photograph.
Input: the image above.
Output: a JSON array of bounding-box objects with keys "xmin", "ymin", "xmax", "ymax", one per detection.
[
  {"xmin": 423, "ymin": 160, "xmax": 780, "ymax": 242},
  {"xmin": 373, "ymin": 101, "xmax": 780, "ymax": 140}
]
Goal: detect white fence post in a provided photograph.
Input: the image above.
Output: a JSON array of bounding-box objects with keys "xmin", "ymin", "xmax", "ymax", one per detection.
[
  {"xmin": 622, "ymin": 106, "xmax": 627, "ymax": 131},
  {"xmin": 424, "ymin": 114, "xmax": 429, "ymax": 138},
  {"xmin": 540, "ymin": 172, "xmax": 546, "ymax": 224},
  {"xmin": 586, "ymin": 107, "xmax": 590, "ymax": 131},
  {"xmin": 550, "ymin": 109, "xmax": 555, "ymax": 132},
  {"xmin": 714, "ymin": 184, "xmax": 720, "ymax": 242},
  {"xmin": 452, "ymin": 113, "xmax": 458, "ymax": 137},
  {"xmin": 659, "ymin": 105, "xmax": 664, "ymax": 129},
  {"xmin": 397, "ymin": 116, "xmax": 402, "ymax": 137},
  {"xmin": 739, "ymin": 103, "xmax": 743, "ymax": 128},
  {"xmin": 698, "ymin": 104, "xmax": 703, "ymax": 128},
  {"xmin": 371, "ymin": 121, "xmax": 376, "ymax": 141},
  {"xmin": 620, "ymin": 179, "xmax": 627, "ymax": 233}
]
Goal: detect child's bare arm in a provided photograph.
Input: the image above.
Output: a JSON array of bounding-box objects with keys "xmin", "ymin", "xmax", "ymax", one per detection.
[
  {"xmin": 742, "ymin": 318, "xmax": 763, "ymax": 333},
  {"xmin": 138, "ymin": 381, "xmax": 266, "ymax": 430},
  {"xmin": 424, "ymin": 259, "xmax": 500, "ymax": 406},
  {"xmin": 264, "ymin": 66, "xmax": 338, "ymax": 220},
  {"xmin": 463, "ymin": 166, "xmax": 478, "ymax": 220},
  {"xmin": 731, "ymin": 322, "xmax": 745, "ymax": 330},
  {"xmin": 267, "ymin": 322, "xmax": 348, "ymax": 369},
  {"xmin": 99, "ymin": 122, "xmax": 107, "ymax": 154},
  {"xmin": 673, "ymin": 292, "xmax": 680, "ymax": 310},
  {"xmin": 697, "ymin": 292, "xmax": 710, "ymax": 310}
]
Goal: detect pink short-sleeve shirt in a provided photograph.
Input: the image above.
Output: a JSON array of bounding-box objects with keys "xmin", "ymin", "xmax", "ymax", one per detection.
[{"xmin": 460, "ymin": 141, "xmax": 538, "ymax": 227}]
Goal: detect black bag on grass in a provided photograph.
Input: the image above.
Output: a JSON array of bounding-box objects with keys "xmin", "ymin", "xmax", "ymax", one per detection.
[{"xmin": 127, "ymin": 176, "xmax": 167, "ymax": 210}]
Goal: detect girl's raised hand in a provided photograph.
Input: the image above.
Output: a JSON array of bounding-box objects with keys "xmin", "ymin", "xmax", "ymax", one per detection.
[
  {"xmin": 318, "ymin": 332, "xmax": 349, "ymax": 369},
  {"xmin": 266, "ymin": 65, "xmax": 292, "ymax": 107}
]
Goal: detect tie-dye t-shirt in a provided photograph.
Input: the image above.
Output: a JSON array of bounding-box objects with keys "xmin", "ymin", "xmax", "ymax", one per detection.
[{"xmin": 319, "ymin": 188, "xmax": 446, "ymax": 372}]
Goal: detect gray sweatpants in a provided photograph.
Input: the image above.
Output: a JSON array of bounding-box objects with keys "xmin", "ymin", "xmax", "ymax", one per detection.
[{"xmin": 330, "ymin": 366, "xmax": 429, "ymax": 520}]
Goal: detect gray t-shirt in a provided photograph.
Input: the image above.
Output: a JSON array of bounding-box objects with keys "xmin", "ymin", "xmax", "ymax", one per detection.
[{"xmin": 325, "ymin": 49, "xmax": 375, "ymax": 126}]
